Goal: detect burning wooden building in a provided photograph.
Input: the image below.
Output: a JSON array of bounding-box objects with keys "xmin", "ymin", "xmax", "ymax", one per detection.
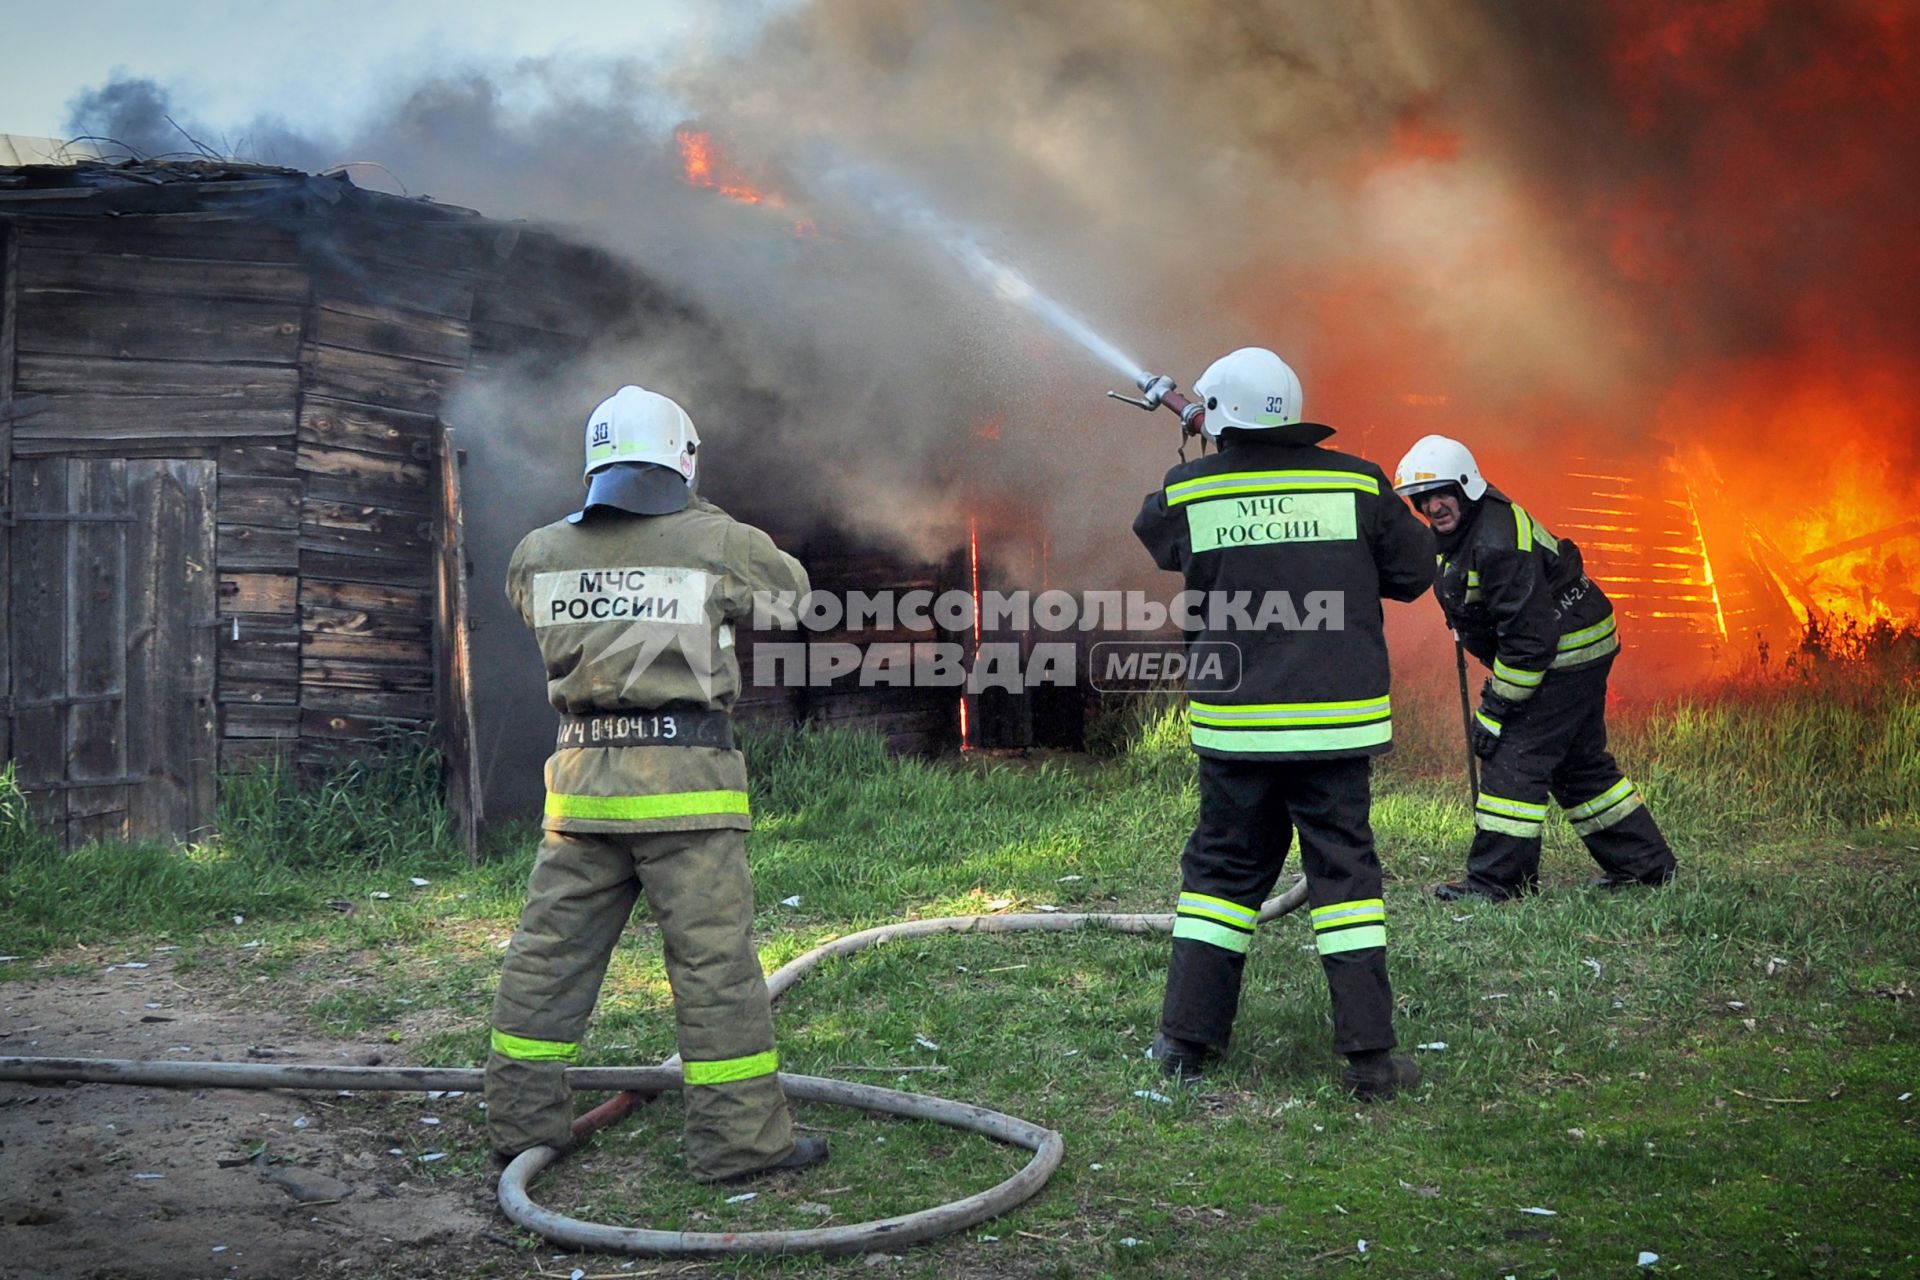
[{"xmin": 0, "ymin": 159, "xmax": 995, "ymax": 852}]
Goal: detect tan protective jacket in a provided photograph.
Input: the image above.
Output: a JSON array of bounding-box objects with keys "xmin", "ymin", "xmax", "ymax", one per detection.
[{"xmin": 506, "ymin": 496, "xmax": 808, "ymax": 834}]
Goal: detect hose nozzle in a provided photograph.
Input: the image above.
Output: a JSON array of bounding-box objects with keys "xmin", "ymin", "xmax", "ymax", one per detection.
[{"xmin": 1107, "ymin": 370, "xmax": 1206, "ymax": 437}]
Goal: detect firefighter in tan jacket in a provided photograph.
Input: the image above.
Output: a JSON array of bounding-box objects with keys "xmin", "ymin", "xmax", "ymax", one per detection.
[{"xmin": 485, "ymin": 385, "xmax": 824, "ymax": 1183}]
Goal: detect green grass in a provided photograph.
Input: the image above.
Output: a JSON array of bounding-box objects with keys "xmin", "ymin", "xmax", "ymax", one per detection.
[{"xmin": 3, "ymin": 671, "xmax": 1918, "ymax": 1277}]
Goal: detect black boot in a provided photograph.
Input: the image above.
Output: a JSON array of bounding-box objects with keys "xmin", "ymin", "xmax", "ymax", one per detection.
[
  {"xmin": 1147, "ymin": 1031, "xmax": 1215, "ymax": 1083},
  {"xmin": 714, "ymin": 1136, "xmax": 830, "ymax": 1185},
  {"xmin": 1589, "ymin": 868, "xmax": 1674, "ymax": 890},
  {"xmin": 1343, "ymin": 1049, "xmax": 1421, "ymax": 1101}
]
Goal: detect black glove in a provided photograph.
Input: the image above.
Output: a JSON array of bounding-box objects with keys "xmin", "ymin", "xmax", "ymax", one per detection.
[{"xmin": 1471, "ymin": 685, "xmax": 1520, "ymax": 759}]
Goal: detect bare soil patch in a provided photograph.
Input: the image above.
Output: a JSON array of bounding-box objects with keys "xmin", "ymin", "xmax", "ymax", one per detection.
[{"xmin": 0, "ymin": 953, "xmax": 522, "ymax": 1280}]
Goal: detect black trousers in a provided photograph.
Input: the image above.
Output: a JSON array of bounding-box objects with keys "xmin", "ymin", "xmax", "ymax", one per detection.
[
  {"xmin": 1160, "ymin": 755, "xmax": 1396, "ymax": 1056},
  {"xmin": 1465, "ymin": 655, "xmax": 1677, "ymax": 899}
]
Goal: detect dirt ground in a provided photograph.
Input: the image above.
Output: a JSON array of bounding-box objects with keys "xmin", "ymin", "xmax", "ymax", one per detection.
[{"xmin": 0, "ymin": 952, "xmax": 530, "ymax": 1280}]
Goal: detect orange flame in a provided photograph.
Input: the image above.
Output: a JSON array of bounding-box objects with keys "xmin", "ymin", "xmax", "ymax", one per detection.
[{"xmin": 674, "ymin": 129, "xmax": 779, "ymax": 207}]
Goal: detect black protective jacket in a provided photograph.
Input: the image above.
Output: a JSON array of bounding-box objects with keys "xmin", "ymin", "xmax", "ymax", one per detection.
[
  {"xmin": 1134, "ymin": 431, "xmax": 1434, "ymax": 761},
  {"xmin": 1433, "ymin": 489, "xmax": 1620, "ymax": 711}
]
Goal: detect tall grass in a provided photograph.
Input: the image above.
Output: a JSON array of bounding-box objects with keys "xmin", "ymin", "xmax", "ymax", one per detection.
[
  {"xmin": 219, "ymin": 727, "xmax": 461, "ymax": 870},
  {"xmin": 0, "ymin": 731, "xmax": 466, "ymax": 954}
]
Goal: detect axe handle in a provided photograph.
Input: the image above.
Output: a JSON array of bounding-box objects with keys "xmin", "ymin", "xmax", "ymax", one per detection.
[{"xmin": 1454, "ymin": 634, "xmax": 1480, "ymax": 803}]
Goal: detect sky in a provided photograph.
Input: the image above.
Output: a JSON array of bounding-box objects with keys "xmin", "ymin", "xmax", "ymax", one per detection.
[{"xmin": 0, "ymin": 0, "xmax": 796, "ymax": 142}]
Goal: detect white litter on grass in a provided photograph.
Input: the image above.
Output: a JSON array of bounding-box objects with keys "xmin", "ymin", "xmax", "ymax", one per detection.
[
  {"xmin": 292, "ymin": 1117, "xmax": 310, "ymax": 1130},
  {"xmin": 570, "ymin": 1269, "xmax": 586, "ymax": 1280},
  {"xmin": 1638, "ymin": 1251, "xmax": 1660, "ymax": 1266},
  {"xmin": 1118, "ymin": 1238, "xmax": 1141, "ymax": 1247},
  {"xmin": 780, "ymin": 895, "xmax": 802, "ymax": 907},
  {"xmin": 1519, "ymin": 1206, "xmax": 1557, "ymax": 1216},
  {"xmin": 420, "ymin": 1152, "xmax": 447, "ymax": 1163},
  {"xmin": 1899, "ymin": 1092, "xmax": 1913, "ymax": 1102},
  {"xmin": 725, "ymin": 1192, "xmax": 757, "ymax": 1204},
  {"xmin": 979, "ymin": 1234, "xmax": 998, "ymax": 1242},
  {"xmin": 0, "ymin": 955, "xmax": 19, "ymax": 963},
  {"xmin": 1061, "ymin": 1049, "xmax": 1079, "ymax": 1057},
  {"xmin": 914, "ymin": 1035, "xmax": 940, "ymax": 1051},
  {"xmin": 1482, "ymin": 993, "xmax": 1509, "ymax": 1000},
  {"xmin": 421, "ymin": 1117, "xmax": 440, "ymax": 1126},
  {"xmin": 1357, "ymin": 1239, "xmax": 1368, "ymax": 1254},
  {"xmin": 986, "ymin": 898, "xmax": 1012, "ymax": 911},
  {"xmin": 388, "ymin": 1148, "xmax": 404, "ymax": 1156},
  {"xmin": 1089, "ymin": 1163, "xmax": 1104, "ymax": 1171},
  {"xmin": 232, "ymin": 915, "xmax": 245, "ymax": 925},
  {"xmin": 1416, "ymin": 1042, "xmax": 1448, "ymax": 1051},
  {"xmin": 1133, "ymin": 1090, "xmax": 1172, "ymax": 1104},
  {"xmin": 132, "ymin": 1173, "xmax": 164, "ymax": 1180},
  {"xmin": 1766, "ymin": 956, "xmax": 1788, "ymax": 976},
  {"xmin": 112, "ymin": 962, "xmax": 150, "ymax": 970},
  {"xmin": 241, "ymin": 941, "xmax": 261, "ymax": 949},
  {"xmin": 371, "ymin": 892, "xmax": 392, "ymax": 900},
  {"xmin": 410, "ymin": 877, "xmax": 431, "ymax": 888},
  {"xmin": 1057, "ymin": 875, "xmax": 1083, "ymax": 883},
  {"xmin": 1038, "ymin": 904, "xmax": 1061, "ymax": 913},
  {"xmin": 212, "ymin": 1246, "xmax": 228, "ymax": 1253},
  {"xmin": 1728, "ymin": 1001, "xmax": 1747, "ymax": 1010},
  {"xmin": 1333, "ymin": 1204, "xmax": 1348, "ymax": 1215},
  {"xmin": 1582, "ymin": 957, "xmax": 1602, "ymax": 978}
]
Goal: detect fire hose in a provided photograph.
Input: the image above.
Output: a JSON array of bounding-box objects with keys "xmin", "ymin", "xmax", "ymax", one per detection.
[{"xmin": 0, "ymin": 879, "xmax": 1308, "ymax": 1258}]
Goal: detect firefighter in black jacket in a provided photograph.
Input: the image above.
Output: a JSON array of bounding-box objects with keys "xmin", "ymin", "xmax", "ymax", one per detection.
[
  {"xmin": 1392, "ymin": 434, "xmax": 1677, "ymax": 901},
  {"xmin": 1134, "ymin": 347, "xmax": 1434, "ymax": 1100}
]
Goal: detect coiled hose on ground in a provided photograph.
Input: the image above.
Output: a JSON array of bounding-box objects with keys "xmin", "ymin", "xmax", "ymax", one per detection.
[{"xmin": 0, "ymin": 878, "xmax": 1307, "ymax": 1258}]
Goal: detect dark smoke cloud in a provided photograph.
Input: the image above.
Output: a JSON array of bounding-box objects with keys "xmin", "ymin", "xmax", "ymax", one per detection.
[{"xmin": 59, "ymin": 1, "xmax": 1920, "ymax": 790}]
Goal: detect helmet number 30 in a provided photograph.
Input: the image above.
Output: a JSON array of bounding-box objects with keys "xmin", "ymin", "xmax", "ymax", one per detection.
[{"xmin": 1264, "ymin": 396, "xmax": 1287, "ymax": 414}]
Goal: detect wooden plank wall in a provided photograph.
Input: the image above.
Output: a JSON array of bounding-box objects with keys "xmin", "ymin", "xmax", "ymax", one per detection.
[
  {"xmin": 293, "ymin": 217, "xmax": 483, "ymax": 769},
  {"xmin": 434, "ymin": 425, "xmax": 483, "ymax": 859},
  {"xmin": 0, "ymin": 223, "xmax": 14, "ymax": 767}
]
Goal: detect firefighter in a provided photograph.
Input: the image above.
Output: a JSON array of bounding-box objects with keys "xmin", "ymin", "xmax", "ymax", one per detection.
[
  {"xmin": 1392, "ymin": 434, "xmax": 1678, "ymax": 901},
  {"xmin": 1134, "ymin": 347, "xmax": 1433, "ymax": 1100},
  {"xmin": 485, "ymin": 385, "xmax": 826, "ymax": 1183}
]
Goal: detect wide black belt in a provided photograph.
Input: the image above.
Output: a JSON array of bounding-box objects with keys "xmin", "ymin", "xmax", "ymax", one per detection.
[{"xmin": 556, "ymin": 709, "xmax": 734, "ymax": 750}]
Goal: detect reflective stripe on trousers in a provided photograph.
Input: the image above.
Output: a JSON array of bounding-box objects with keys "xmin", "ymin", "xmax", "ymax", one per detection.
[{"xmin": 1310, "ymin": 897, "xmax": 1386, "ymax": 955}]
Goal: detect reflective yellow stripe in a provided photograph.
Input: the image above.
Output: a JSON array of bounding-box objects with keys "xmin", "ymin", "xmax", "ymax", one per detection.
[
  {"xmin": 1513, "ymin": 503, "xmax": 1533, "ymax": 552},
  {"xmin": 1190, "ymin": 696, "xmax": 1390, "ymax": 726},
  {"xmin": 1477, "ymin": 793, "xmax": 1548, "ymax": 820},
  {"xmin": 1489, "ymin": 675, "xmax": 1533, "ymax": 701},
  {"xmin": 1558, "ymin": 614, "xmax": 1618, "ymax": 651},
  {"xmin": 1475, "ymin": 709, "xmax": 1503, "ymax": 736},
  {"xmin": 1191, "ymin": 721, "xmax": 1392, "ymax": 754},
  {"xmin": 1475, "ymin": 812, "xmax": 1543, "ymax": 838},
  {"xmin": 1572, "ymin": 791, "xmax": 1645, "ymax": 836},
  {"xmin": 545, "ymin": 790, "xmax": 751, "ymax": 821},
  {"xmin": 1166, "ymin": 469, "xmax": 1380, "ymax": 506},
  {"xmin": 491, "ymin": 1029, "xmax": 581, "ymax": 1062},
  {"xmin": 1174, "ymin": 916, "xmax": 1254, "ymax": 954},
  {"xmin": 1317, "ymin": 925, "xmax": 1386, "ymax": 955},
  {"xmin": 1311, "ymin": 898, "xmax": 1386, "ymax": 929},
  {"xmin": 1179, "ymin": 892, "xmax": 1259, "ymax": 927},
  {"xmin": 1493, "ymin": 659, "xmax": 1545, "ymax": 688},
  {"xmin": 1553, "ymin": 630, "xmax": 1620, "ymax": 668},
  {"xmin": 682, "ymin": 1050, "xmax": 780, "ymax": 1086},
  {"xmin": 1567, "ymin": 778, "xmax": 1635, "ymax": 821}
]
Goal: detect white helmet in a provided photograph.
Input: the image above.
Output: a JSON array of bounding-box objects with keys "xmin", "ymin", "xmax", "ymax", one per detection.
[
  {"xmin": 569, "ymin": 385, "xmax": 701, "ymax": 522},
  {"xmin": 1192, "ymin": 347, "xmax": 1305, "ymax": 439},
  {"xmin": 1393, "ymin": 434, "xmax": 1486, "ymax": 501}
]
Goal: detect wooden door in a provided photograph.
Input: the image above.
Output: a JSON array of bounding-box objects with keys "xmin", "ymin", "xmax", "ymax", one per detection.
[{"xmin": 8, "ymin": 457, "xmax": 217, "ymax": 848}]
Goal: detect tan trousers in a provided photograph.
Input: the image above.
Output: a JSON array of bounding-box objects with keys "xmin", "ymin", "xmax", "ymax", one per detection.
[{"xmin": 485, "ymin": 826, "xmax": 793, "ymax": 1181}]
